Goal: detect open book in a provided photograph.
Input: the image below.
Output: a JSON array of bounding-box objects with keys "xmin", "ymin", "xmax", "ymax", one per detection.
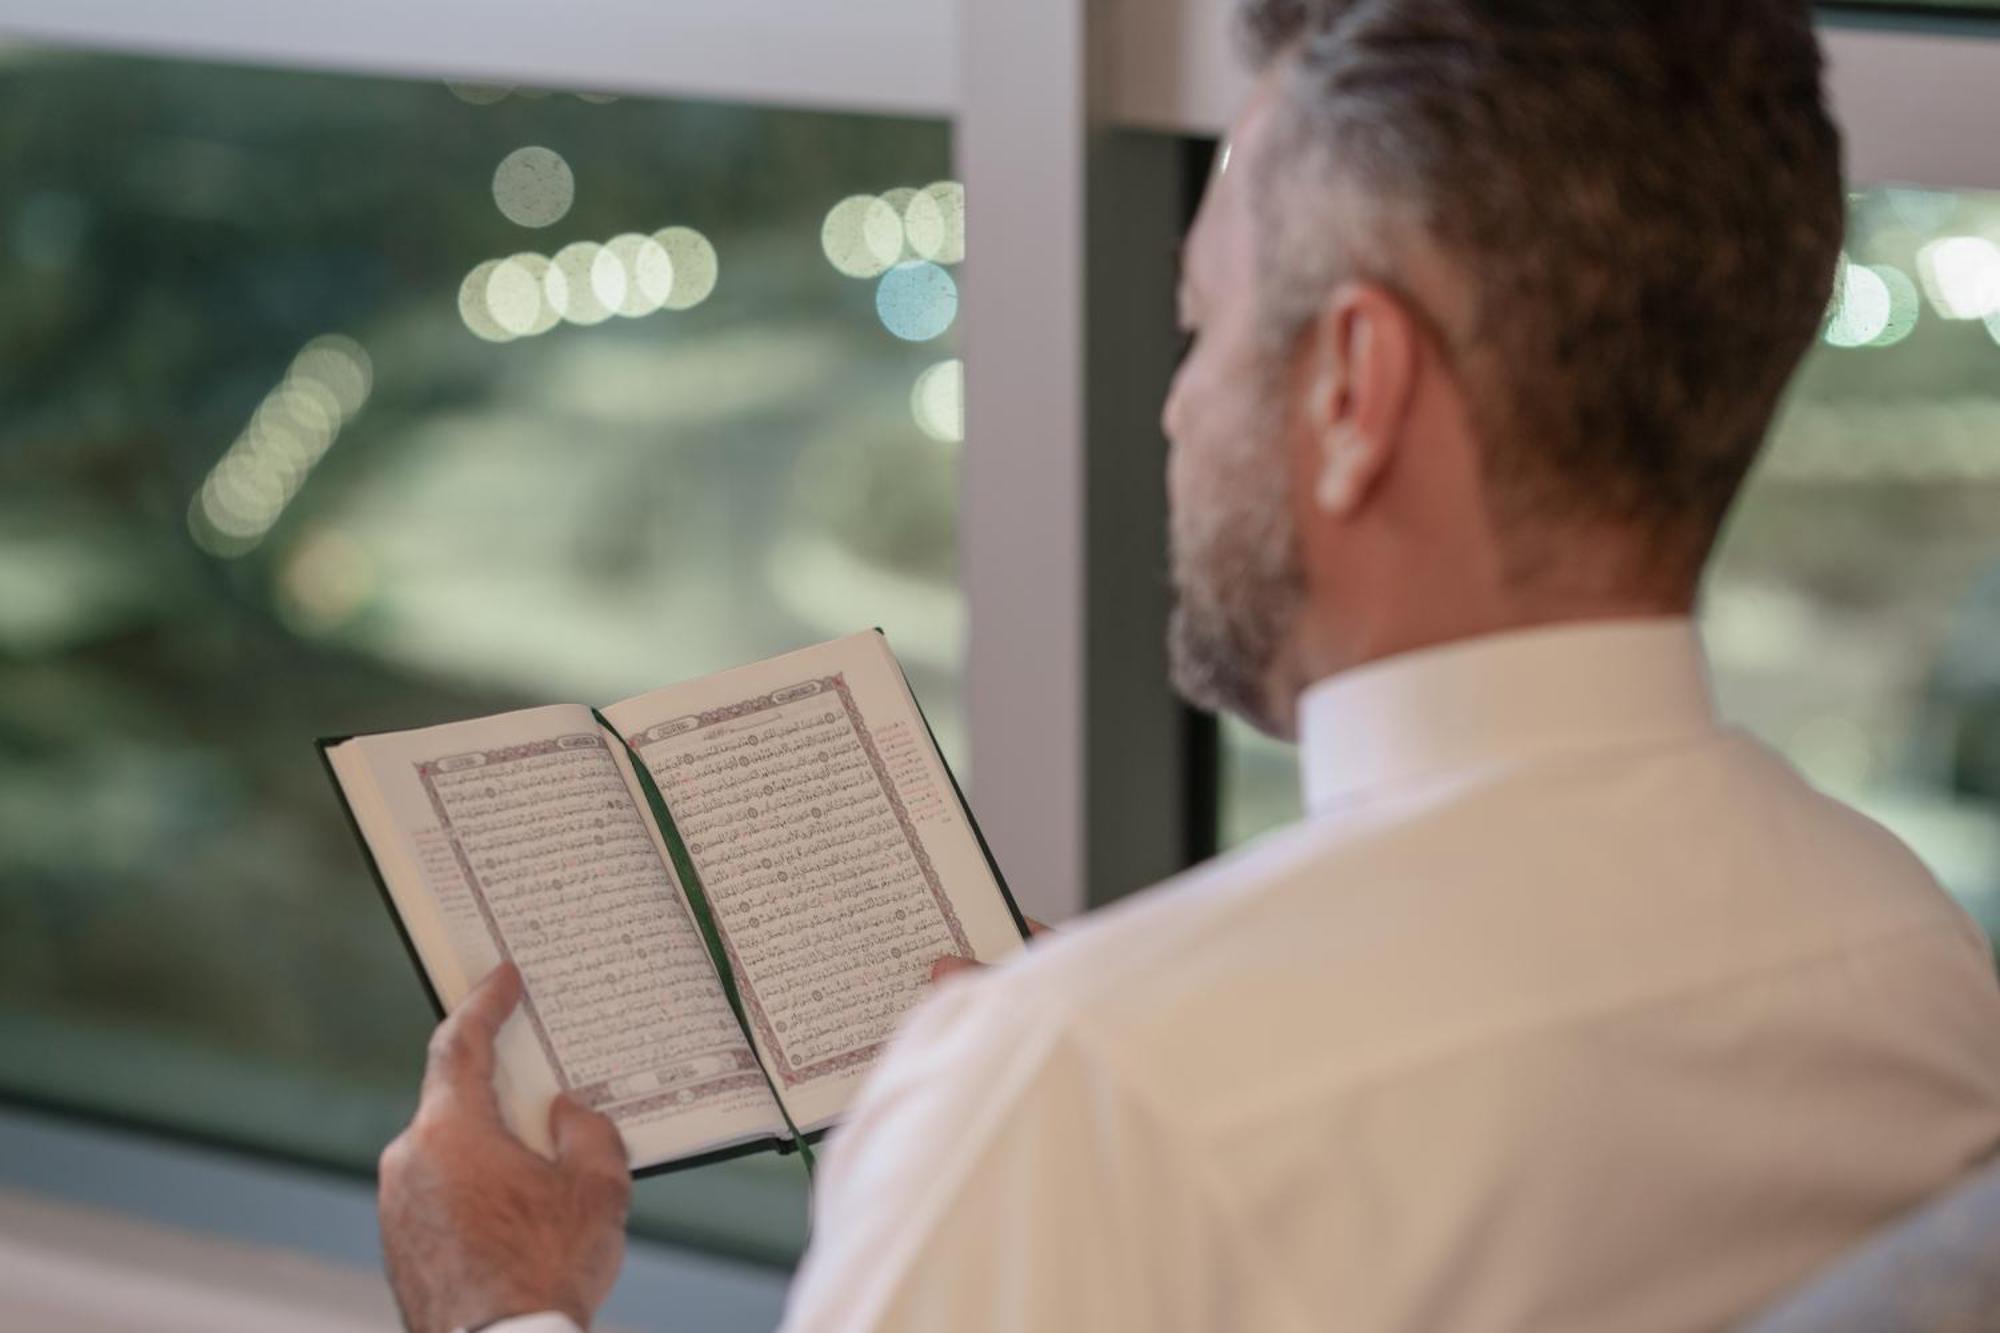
[{"xmin": 320, "ymin": 631, "xmax": 1028, "ymax": 1174}]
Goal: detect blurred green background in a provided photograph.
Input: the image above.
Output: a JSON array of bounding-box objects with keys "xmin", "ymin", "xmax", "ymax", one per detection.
[{"xmin": 0, "ymin": 46, "xmax": 968, "ymax": 1266}]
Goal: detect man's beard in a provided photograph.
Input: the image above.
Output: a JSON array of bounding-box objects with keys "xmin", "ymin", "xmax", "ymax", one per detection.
[{"xmin": 1167, "ymin": 390, "xmax": 1306, "ymax": 734}]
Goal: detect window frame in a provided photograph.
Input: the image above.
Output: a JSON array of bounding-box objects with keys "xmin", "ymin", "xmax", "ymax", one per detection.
[
  {"xmin": 1096, "ymin": 1, "xmax": 2000, "ymax": 191},
  {"xmin": 0, "ymin": 0, "xmax": 954, "ymax": 116}
]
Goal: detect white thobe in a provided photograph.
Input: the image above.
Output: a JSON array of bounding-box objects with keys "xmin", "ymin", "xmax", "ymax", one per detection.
[{"xmin": 491, "ymin": 619, "xmax": 2000, "ymax": 1333}]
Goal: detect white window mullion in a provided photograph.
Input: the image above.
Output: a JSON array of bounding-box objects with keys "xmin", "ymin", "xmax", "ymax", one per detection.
[{"xmin": 957, "ymin": 0, "xmax": 1092, "ymax": 923}]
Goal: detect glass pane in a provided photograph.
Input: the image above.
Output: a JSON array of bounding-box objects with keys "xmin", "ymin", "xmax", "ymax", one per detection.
[
  {"xmin": 1707, "ymin": 186, "xmax": 2000, "ymax": 956},
  {"xmin": 0, "ymin": 45, "xmax": 967, "ymax": 1265},
  {"xmin": 1218, "ymin": 715, "xmax": 1304, "ymax": 851},
  {"xmin": 1216, "ymin": 186, "xmax": 2000, "ymax": 961}
]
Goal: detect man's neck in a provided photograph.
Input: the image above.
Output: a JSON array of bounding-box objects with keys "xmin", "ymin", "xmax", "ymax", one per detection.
[{"xmin": 1264, "ymin": 585, "xmax": 1693, "ymax": 739}]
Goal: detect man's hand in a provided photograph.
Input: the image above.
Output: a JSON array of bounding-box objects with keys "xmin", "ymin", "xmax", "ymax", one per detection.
[
  {"xmin": 378, "ymin": 962, "xmax": 630, "ymax": 1333},
  {"xmin": 931, "ymin": 917, "xmax": 1051, "ymax": 982}
]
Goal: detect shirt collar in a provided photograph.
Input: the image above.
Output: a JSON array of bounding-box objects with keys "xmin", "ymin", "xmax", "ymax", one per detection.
[{"xmin": 1297, "ymin": 617, "xmax": 1717, "ymax": 816}]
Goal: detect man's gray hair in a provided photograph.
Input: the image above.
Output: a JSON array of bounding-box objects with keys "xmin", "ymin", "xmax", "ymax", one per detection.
[{"xmin": 1238, "ymin": 0, "xmax": 1845, "ymax": 586}]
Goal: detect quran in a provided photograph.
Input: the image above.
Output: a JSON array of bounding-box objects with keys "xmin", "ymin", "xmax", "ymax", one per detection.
[{"xmin": 319, "ymin": 631, "xmax": 1027, "ymax": 1173}]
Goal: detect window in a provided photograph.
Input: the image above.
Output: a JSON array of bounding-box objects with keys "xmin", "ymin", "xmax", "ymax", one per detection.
[
  {"xmin": 1217, "ymin": 186, "xmax": 2000, "ymax": 959},
  {"xmin": 0, "ymin": 43, "xmax": 967, "ymax": 1264}
]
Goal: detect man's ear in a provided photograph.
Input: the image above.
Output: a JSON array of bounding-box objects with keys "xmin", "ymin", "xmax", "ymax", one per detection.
[{"xmin": 1305, "ymin": 282, "xmax": 1422, "ymax": 517}]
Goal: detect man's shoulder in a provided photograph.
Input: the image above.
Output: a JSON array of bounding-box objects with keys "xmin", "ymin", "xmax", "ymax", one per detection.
[
  {"xmin": 945, "ymin": 731, "xmax": 1992, "ymax": 1129},
  {"xmin": 1675, "ymin": 730, "xmax": 1982, "ymax": 943},
  {"xmin": 985, "ymin": 815, "xmax": 1355, "ymax": 1015},
  {"xmin": 930, "ymin": 815, "xmax": 1402, "ymax": 1114}
]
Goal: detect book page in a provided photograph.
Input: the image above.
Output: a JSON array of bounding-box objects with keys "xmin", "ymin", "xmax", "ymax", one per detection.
[
  {"xmin": 326, "ymin": 704, "xmax": 781, "ymax": 1167},
  {"xmin": 603, "ymin": 632, "xmax": 1025, "ymax": 1132}
]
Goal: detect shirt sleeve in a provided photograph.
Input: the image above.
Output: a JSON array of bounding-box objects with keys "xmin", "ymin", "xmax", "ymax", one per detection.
[
  {"xmin": 777, "ymin": 973, "xmax": 1238, "ymax": 1333},
  {"xmin": 474, "ymin": 1315, "xmax": 581, "ymax": 1333}
]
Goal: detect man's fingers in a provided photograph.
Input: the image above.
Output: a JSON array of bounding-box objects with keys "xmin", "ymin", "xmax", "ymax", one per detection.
[
  {"xmin": 551, "ymin": 1095, "xmax": 631, "ymax": 1202},
  {"xmin": 458, "ymin": 959, "xmax": 525, "ymax": 1034},
  {"xmin": 930, "ymin": 954, "xmax": 979, "ymax": 983},
  {"xmin": 931, "ymin": 919, "xmax": 1055, "ymax": 984},
  {"xmin": 421, "ymin": 960, "xmax": 524, "ymax": 1117}
]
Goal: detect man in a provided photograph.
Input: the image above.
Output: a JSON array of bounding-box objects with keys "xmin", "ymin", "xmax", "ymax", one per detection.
[{"xmin": 377, "ymin": 2, "xmax": 2000, "ymax": 1330}]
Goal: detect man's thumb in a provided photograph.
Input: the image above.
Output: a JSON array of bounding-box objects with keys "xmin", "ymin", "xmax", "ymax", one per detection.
[{"xmin": 550, "ymin": 1094, "xmax": 630, "ymax": 1178}]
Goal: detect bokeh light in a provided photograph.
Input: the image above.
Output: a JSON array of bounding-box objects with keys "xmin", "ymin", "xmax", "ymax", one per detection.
[
  {"xmin": 445, "ymin": 80, "xmax": 510, "ymax": 106},
  {"xmin": 1867, "ymin": 264, "xmax": 1922, "ymax": 348},
  {"xmin": 258, "ymin": 383, "xmax": 335, "ymax": 462},
  {"xmin": 458, "ymin": 258, "xmax": 513, "ymax": 342},
  {"xmin": 879, "ymin": 187, "xmax": 920, "ymax": 259},
  {"xmin": 652, "ymin": 226, "xmax": 719, "ymax": 309},
  {"xmin": 551, "ymin": 241, "xmax": 614, "ymax": 326},
  {"xmin": 188, "ymin": 335, "xmax": 372, "ymax": 558},
  {"xmin": 1825, "ymin": 260, "xmax": 1891, "ymax": 349},
  {"xmin": 492, "ymin": 146, "xmax": 575, "ymax": 229},
  {"xmin": 604, "ymin": 232, "xmax": 674, "ymax": 317},
  {"xmin": 289, "ymin": 334, "xmax": 373, "ymax": 417},
  {"xmin": 902, "ymin": 191, "xmax": 943, "ymax": 262},
  {"xmin": 488, "ymin": 253, "xmax": 561, "ymax": 335},
  {"xmin": 462, "ymin": 230, "xmax": 714, "ymax": 337},
  {"xmin": 822, "ymin": 194, "xmax": 903, "ymax": 279},
  {"xmin": 589, "ymin": 243, "xmax": 630, "ymax": 315},
  {"xmin": 875, "ymin": 261, "xmax": 958, "ymax": 342},
  {"xmin": 448, "ymin": 83, "xmax": 620, "ymax": 107},
  {"xmin": 277, "ymin": 527, "xmax": 376, "ymax": 635},
  {"xmin": 823, "ymin": 186, "xmax": 965, "ymax": 277},
  {"xmin": 1916, "ymin": 236, "xmax": 2000, "ymax": 320},
  {"xmin": 910, "ymin": 359, "xmax": 965, "ymax": 443},
  {"xmin": 906, "ymin": 181, "xmax": 965, "ymax": 265}
]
